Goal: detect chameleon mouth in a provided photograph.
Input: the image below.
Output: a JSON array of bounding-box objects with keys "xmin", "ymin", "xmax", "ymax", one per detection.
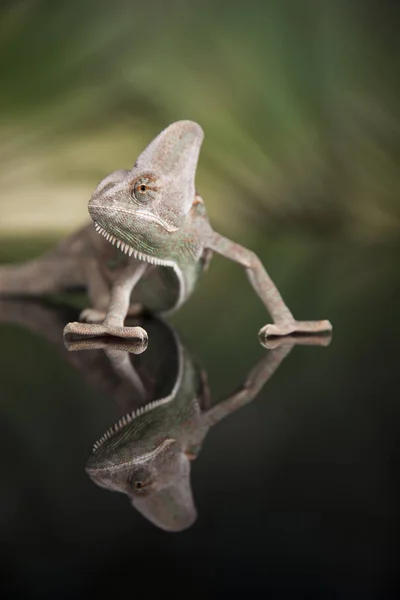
[{"xmin": 94, "ymin": 222, "xmax": 173, "ymax": 267}]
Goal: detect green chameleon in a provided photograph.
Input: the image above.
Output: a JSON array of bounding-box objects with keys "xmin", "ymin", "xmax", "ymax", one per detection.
[{"xmin": 0, "ymin": 120, "xmax": 332, "ymax": 342}]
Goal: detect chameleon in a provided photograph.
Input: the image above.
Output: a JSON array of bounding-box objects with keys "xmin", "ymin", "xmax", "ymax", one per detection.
[{"xmin": 0, "ymin": 120, "xmax": 332, "ymax": 342}]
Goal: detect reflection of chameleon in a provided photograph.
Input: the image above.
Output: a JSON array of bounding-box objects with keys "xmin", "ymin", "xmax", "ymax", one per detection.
[
  {"xmin": 79, "ymin": 330, "xmax": 331, "ymax": 532},
  {"xmin": 0, "ymin": 121, "xmax": 331, "ymax": 343},
  {"xmin": 0, "ymin": 296, "xmax": 330, "ymax": 532}
]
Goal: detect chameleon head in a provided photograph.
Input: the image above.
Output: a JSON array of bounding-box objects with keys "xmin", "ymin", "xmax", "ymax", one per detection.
[
  {"xmin": 88, "ymin": 120, "xmax": 204, "ymax": 261},
  {"xmin": 86, "ymin": 437, "xmax": 197, "ymax": 532}
]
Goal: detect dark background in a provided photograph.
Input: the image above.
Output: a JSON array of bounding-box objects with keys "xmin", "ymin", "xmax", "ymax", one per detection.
[{"xmin": 0, "ymin": 0, "xmax": 399, "ymax": 597}]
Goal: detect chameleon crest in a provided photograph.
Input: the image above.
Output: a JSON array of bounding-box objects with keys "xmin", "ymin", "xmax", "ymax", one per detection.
[{"xmin": 89, "ymin": 121, "xmax": 205, "ymax": 261}]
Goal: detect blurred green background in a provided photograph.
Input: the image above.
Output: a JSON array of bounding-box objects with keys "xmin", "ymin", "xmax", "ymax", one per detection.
[{"xmin": 0, "ymin": 0, "xmax": 399, "ymax": 240}]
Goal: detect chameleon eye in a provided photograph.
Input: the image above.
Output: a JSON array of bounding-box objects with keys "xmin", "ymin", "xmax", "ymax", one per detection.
[
  {"xmin": 132, "ymin": 176, "xmax": 157, "ymax": 202},
  {"xmin": 129, "ymin": 467, "xmax": 154, "ymax": 493},
  {"xmin": 130, "ymin": 476, "xmax": 154, "ymax": 495}
]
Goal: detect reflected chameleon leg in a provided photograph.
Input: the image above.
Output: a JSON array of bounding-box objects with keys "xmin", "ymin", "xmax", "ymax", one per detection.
[
  {"xmin": 203, "ymin": 341, "xmax": 294, "ymax": 427},
  {"xmin": 203, "ymin": 333, "xmax": 330, "ymax": 427}
]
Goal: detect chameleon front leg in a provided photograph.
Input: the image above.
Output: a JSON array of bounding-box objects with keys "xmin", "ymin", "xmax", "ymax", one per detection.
[
  {"xmin": 207, "ymin": 232, "xmax": 332, "ymax": 339},
  {"xmin": 80, "ymin": 261, "xmax": 144, "ymax": 324},
  {"xmin": 63, "ymin": 263, "xmax": 148, "ymax": 341}
]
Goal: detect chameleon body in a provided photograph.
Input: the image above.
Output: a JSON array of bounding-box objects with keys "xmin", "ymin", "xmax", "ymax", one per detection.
[{"xmin": 0, "ymin": 120, "xmax": 332, "ymax": 342}]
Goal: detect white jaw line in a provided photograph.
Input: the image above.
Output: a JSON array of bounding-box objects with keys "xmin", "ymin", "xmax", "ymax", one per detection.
[
  {"xmin": 94, "ymin": 222, "xmax": 173, "ymax": 267},
  {"xmin": 92, "ymin": 335, "xmax": 184, "ymax": 454}
]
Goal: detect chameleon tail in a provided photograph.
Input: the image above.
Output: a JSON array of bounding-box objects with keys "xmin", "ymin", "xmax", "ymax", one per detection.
[{"xmin": 0, "ymin": 255, "xmax": 80, "ymax": 296}]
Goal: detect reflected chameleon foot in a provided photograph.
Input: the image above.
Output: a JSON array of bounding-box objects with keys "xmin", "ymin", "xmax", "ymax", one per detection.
[{"xmin": 260, "ymin": 332, "xmax": 332, "ymax": 350}]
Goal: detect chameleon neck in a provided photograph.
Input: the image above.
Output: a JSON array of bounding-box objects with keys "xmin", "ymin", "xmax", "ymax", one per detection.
[{"xmin": 157, "ymin": 197, "xmax": 213, "ymax": 308}]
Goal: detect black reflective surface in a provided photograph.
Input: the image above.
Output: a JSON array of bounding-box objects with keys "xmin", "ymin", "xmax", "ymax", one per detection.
[{"xmin": 0, "ymin": 240, "xmax": 399, "ymax": 598}]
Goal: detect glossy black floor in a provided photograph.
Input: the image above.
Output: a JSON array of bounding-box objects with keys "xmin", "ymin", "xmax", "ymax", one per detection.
[{"xmin": 0, "ymin": 239, "xmax": 399, "ymax": 598}]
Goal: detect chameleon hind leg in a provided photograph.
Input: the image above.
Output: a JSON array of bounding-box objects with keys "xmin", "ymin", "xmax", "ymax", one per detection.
[
  {"xmin": 77, "ymin": 260, "xmax": 112, "ymax": 324},
  {"xmin": 207, "ymin": 232, "xmax": 332, "ymax": 340},
  {"xmin": 64, "ymin": 263, "xmax": 148, "ymax": 341}
]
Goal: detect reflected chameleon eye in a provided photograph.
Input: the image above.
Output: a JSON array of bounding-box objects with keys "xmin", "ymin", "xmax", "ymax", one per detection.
[
  {"xmin": 132, "ymin": 478, "xmax": 154, "ymax": 495},
  {"xmin": 129, "ymin": 469, "xmax": 154, "ymax": 494},
  {"xmin": 131, "ymin": 176, "xmax": 157, "ymax": 202}
]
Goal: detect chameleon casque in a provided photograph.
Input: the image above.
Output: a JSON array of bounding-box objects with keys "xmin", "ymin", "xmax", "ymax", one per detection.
[{"xmin": 0, "ymin": 120, "xmax": 332, "ymax": 341}]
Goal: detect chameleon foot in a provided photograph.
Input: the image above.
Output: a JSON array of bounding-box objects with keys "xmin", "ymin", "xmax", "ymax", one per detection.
[
  {"xmin": 259, "ymin": 319, "xmax": 332, "ymax": 339},
  {"xmin": 63, "ymin": 321, "xmax": 148, "ymax": 342},
  {"xmin": 64, "ymin": 336, "xmax": 147, "ymax": 354}
]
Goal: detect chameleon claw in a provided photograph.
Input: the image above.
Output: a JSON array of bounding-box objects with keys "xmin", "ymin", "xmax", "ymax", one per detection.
[
  {"xmin": 105, "ymin": 325, "xmax": 148, "ymax": 342},
  {"xmin": 64, "ymin": 336, "xmax": 148, "ymax": 354},
  {"xmin": 63, "ymin": 322, "xmax": 109, "ymax": 339}
]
